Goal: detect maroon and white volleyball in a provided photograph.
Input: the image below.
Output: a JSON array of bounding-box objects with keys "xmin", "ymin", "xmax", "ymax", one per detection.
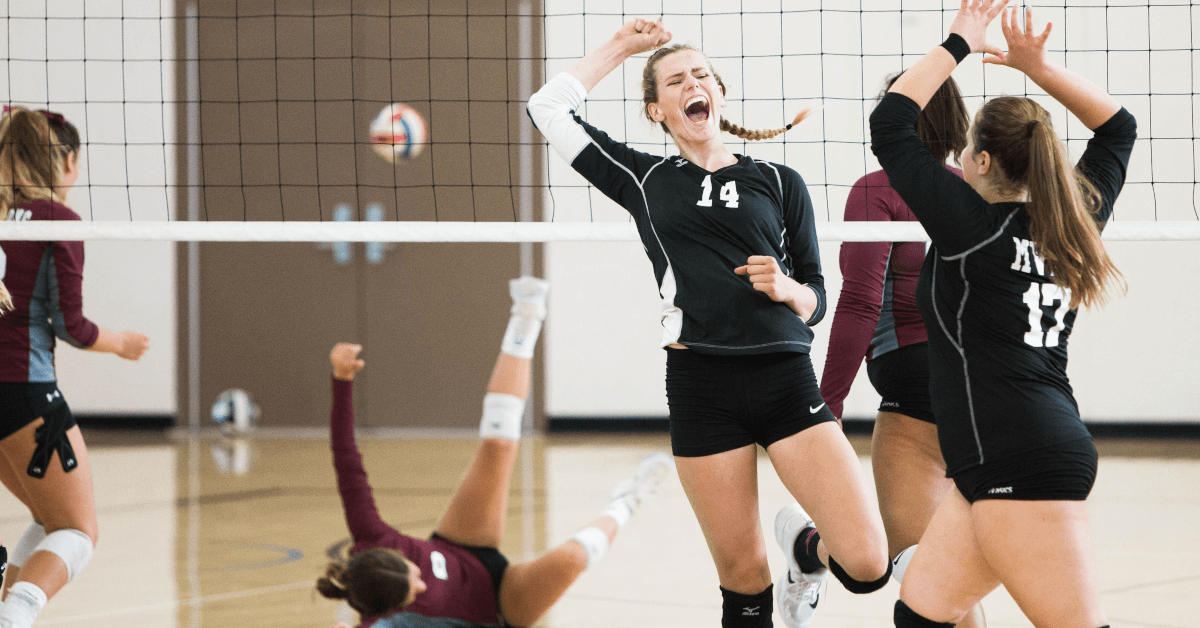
[{"xmin": 369, "ymin": 103, "xmax": 427, "ymax": 162}]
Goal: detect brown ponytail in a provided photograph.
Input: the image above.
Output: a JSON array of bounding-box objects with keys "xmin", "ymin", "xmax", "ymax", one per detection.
[
  {"xmin": 642, "ymin": 44, "xmax": 812, "ymax": 142},
  {"xmin": 882, "ymin": 72, "xmax": 969, "ymax": 164},
  {"xmin": 315, "ymin": 548, "xmax": 412, "ymax": 621},
  {"xmin": 973, "ymin": 97, "xmax": 1122, "ymax": 308}
]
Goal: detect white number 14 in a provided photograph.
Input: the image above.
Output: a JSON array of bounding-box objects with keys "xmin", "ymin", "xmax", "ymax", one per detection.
[{"xmin": 697, "ymin": 175, "xmax": 739, "ymax": 208}]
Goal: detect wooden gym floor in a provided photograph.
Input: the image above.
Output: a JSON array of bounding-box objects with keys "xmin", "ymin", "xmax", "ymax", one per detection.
[{"xmin": 8, "ymin": 430, "xmax": 1197, "ymax": 628}]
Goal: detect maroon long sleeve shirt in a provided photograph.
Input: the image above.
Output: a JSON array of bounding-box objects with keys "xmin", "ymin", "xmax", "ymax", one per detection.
[
  {"xmin": 0, "ymin": 200, "xmax": 99, "ymax": 382},
  {"xmin": 818, "ymin": 169, "xmax": 958, "ymax": 419},
  {"xmin": 330, "ymin": 379, "xmax": 500, "ymax": 627}
]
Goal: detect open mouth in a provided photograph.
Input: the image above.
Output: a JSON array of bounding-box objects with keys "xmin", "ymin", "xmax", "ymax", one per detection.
[{"xmin": 685, "ymin": 97, "xmax": 710, "ymax": 123}]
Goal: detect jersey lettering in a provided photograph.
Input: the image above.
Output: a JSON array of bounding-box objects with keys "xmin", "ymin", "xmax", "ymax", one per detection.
[
  {"xmin": 719, "ymin": 181, "xmax": 740, "ymax": 208},
  {"xmin": 1021, "ymin": 281, "xmax": 1072, "ymax": 348},
  {"xmin": 697, "ymin": 175, "xmax": 714, "ymax": 207},
  {"xmin": 429, "ymin": 551, "xmax": 449, "ymax": 580},
  {"xmin": 1010, "ymin": 237, "xmax": 1044, "ymax": 275},
  {"xmin": 696, "ymin": 175, "xmax": 740, "ymax": 209},
  {"xmin": 5, "ymin": 209, "xmax": 31, "ymax": 222}
]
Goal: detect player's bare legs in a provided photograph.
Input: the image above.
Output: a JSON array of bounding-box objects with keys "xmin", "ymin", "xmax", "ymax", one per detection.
[
  {"xmin": 499, "ymin": 516, "xmax": 617, "ymax": 625},
  {"xmin": 433, "ymin": 352, "xmax": 530, "ymax": 548},
  {"xmin": 433, "ymin": 277, "xmax": 546, "ymax": 548},
  {"xmin": 0, "ymin": 422, "xmax": 98, "ymax": 609},
  {"xmin": 500, "ymin": 452, "xmax": 672, "ymax": 626},
  {"xmin": 900, "ymin": 490, "xmax": 1001, "ymax": 623},
  {"xmin": 675, "ymin": 445, "xmax": 772, "ymax": 594},
  {"xmin": 0, "ymin": 454, "xmax": 36, "ymax": 597},
  {"xmin": 972, "ymin": 500, "xmax": 1105, "ymax": 628},
  {"xmin": 768, "ymin": 422, "xmax": 890, "ymax": 580},
  {"xmin": 902, "ymin": 493, "xmax": 1104, "ymax": 627},
  {"xmin": 873, "ymin": 412, "xmax": 986, "ymax": 627}
]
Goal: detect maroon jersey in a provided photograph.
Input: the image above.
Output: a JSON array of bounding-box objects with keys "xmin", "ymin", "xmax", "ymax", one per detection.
[
  {"xmin": 330, "ymin": 379, "xmax": 500, "ymax": 627},
  {"xmin": 0, "ymin": 200, "xmax": 99, "ymax": 382},
  {"xmin": 819, "ymin": 169, "xmax": 959, "ymax": 419}
]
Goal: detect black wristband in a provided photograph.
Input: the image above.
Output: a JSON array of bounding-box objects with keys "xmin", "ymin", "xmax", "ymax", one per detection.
[{"xmin": 940, "ymin": 33, "xmax": 971, "ymax": 64}]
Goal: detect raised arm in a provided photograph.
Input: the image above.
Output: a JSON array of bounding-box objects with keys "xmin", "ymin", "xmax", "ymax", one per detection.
[
  {"xmin": 526, "ymin": 19, "xmax": 677, "ymax": 219},
  {"xmin": 329, "ymin": 343, "xmax": 398, "ymax": 546},
  {"xmin": 565, "ymin": 19, "xmax": 672, "ymax": 91},
  {"xmin": 983, "ymin": 7, "xmax": 1120, "ymax": 130},
  {"xmin": 889, "ymin": 0, "xmax": 1007, "ymax": 108}
]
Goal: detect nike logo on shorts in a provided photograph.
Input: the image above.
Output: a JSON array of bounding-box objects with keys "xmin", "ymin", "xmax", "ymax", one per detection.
[{"xmin": 809, "ymin": 403, "xmax": 826, "ymax": 414}]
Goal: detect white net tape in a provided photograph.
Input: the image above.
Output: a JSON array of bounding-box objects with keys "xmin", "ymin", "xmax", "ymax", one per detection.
[{"xmin": 0, "ymin": 221, "xmax": 1193, "ymax": 243}]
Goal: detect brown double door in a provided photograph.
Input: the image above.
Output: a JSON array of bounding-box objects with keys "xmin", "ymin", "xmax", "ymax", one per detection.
[
  {"xmin": 189, "ymin": 241, "xmax": 536, "ymax": 430},
  {"xmin": 175, "ymin": 0, "xmax": 546, "ymax": 429}
]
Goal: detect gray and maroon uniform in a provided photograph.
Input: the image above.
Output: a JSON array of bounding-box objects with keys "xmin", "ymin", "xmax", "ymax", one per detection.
[
  {"xmin": 0, "ymin": 199, "xmax": 96, "ymax": 475},
  {"xmin": 330, "ymin": 379, "xmax": 502, "ymax": 628},
  {"xmin": 0, "ymin": 199, "xmax": 99, "ymax": 382}
]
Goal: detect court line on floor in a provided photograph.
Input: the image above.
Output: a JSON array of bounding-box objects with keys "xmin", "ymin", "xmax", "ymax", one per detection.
[
  {"xmin": 1101, "ymin": 572, "xmax": 1200, "ymax": 595},
  {"xmin": 38, "ymin": 580, "xmax": 314, "ymax": 625}
]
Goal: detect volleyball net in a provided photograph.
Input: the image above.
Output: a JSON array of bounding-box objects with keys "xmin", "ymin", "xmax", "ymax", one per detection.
[{"xmin": 1, "ymin": 0, "xmax": 1197, "ymax": 242}]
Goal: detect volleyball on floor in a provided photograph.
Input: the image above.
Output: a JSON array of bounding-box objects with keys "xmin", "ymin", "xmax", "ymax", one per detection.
[
  {"xmin": 369, "ymin": 103, "xmax": 427, "ymax": 162},
  {"xmin": 211, "ymin": 388, "xmax": 260, "ymax": 434}
]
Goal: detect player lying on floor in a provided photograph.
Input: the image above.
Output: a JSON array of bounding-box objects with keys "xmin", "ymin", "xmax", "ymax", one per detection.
[{"xmin": 317, "ymin": 276, "xmax": 673, "ymax": 628}]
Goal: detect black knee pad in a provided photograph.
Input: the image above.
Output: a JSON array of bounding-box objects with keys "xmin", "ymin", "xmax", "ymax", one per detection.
[
  {"xmin": 720, "ymin": 585, "xmax": 773, "ymax": 628},
  {"xmin": 894, "ymin": 600, "xmax": 955, "ymax": 628},
  {"xmin": 828, "ymin": 556, "xmax": 892, "ymax": 594}
]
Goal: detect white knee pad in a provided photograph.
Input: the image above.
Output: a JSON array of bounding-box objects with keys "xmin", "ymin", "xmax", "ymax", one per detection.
[
  {"xmin": 35, "ymin": 529, "xmax": 93, "ymax": 582},
  {"xmin": 479, "ymin": 393, "xmax": 525, "ymax": 441},
  {"xmin": 569, "ymin": 526, "xmax": 610, "ymax": 569},
  {"xmin": 11, "ymin": 522, "xmax": 46, "ymax": 567}
]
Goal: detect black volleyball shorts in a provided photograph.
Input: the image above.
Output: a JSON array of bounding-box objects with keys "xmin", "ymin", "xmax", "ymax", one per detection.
[
  {"xmin": 865, "ymin": 343, "xmax": 935, "ymax": 424},
  {"xmin": 430, "ymin": 533, "xmax": 509, "ymax": 598},
  {"xmin": 666, "ymin": 349, "xmax": 837, "ymax": 458},
  {"xmin": 0, "ymin": 381, "xmax": 79, "ymax": 479},
  {"xmin": 953, "ymin": 437, "xmax": 1098, "ymax": 503}
]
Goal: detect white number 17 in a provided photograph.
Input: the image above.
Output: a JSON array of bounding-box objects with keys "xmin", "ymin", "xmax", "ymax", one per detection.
[{"xmin": 1021, "ymin": 282, "xmax": 1072, "ymax": 348}]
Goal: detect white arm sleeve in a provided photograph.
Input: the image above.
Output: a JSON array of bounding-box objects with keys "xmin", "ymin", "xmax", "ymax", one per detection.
[{"xmin": 527, "ymin": 72, "xmax": 593, "ymax": 165}]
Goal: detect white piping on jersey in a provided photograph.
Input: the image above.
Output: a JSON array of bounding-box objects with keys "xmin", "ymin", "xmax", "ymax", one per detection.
[
  {"xmin": 930, "ymin": 209, "xmax": 1020, "ymax": 466},
  {"xmin": 683, "ymin": 339, "xmax": 810, "ymax": 350},
  {"xmin": 755, "ymin": 160, "xmax": 791, "ymax": 273},
  {"xmin": 581, "ymin": 135, "xmax": 682, "ymax": 346},
  {"xmin": 941, "ymin": 208, "xmax": 1021, "ymax": 261}
]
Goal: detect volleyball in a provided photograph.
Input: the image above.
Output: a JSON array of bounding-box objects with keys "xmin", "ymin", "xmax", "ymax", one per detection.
[
  {"xmin": 211, "ymin": 388, "xmax": 260, "ymax": 434},
  {"xmin": 369, "ymin": 103, "xmax": 427, "ymax": 162}
]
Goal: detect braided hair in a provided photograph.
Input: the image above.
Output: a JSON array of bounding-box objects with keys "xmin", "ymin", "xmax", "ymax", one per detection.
[{"xmin": 641, "ymin": 44, "xmax": 814, "ymax": 141}]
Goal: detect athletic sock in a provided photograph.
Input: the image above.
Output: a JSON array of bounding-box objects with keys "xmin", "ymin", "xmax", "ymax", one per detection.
[
  {"xmin": 0, "ymin": 582, "xmax": 47, "ymax": 628},
  {"xmin": 721, "ymin": 585, "xmax": 774, "ymax": 628},
  {"xmin": 569, "ymin": 526, "xmax": 610, "ymax": 568},
  {"xmin": 501, "ymin": 276, "xmax": 548, "ymax": 359},
  {"xmin": 792, "ymin": 527, "xmax": 824, "ymax": 573}
]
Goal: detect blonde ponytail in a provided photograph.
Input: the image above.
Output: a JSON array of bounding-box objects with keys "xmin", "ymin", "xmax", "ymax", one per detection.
[{"xmin": 719, "ymin": 107, "xmax": 816, "ymax": 141}]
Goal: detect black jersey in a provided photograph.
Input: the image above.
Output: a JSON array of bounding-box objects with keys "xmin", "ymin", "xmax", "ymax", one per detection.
[
  {"xmin": 870, "ymin": 92, "xmax": 1136, "ymax": 475},
  {"xmin": 527, "ymin": 73, "xmax": 826, "ymax": 355}
]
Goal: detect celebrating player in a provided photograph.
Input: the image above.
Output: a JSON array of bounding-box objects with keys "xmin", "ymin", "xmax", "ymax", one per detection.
[
  {"xmin": 870, "ymin": 2, "xmax": 1134, "ymax": 627},
  {"xmin": 527, "ymin": 19, "xmax": 890, "ymax": 628},
  {"xmin": 820, "ymin": 75, "xmax": 986, "ymax": 628},
  {"xmin": 0, "ymin": 106, "xmax": 150, "ymax": 628},
  {"xmin": 316, "ymin": 277, "xmax": 672, "ymax": 628}
]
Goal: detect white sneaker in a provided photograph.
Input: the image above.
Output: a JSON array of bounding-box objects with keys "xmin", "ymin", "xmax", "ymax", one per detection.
[
  {"xmin": 509, "ymin": 276, "xmax": 549, "ymax": 321},
  {"xmin": 611, "ymin": 453, "xmax": 674, "ymax": 511},
  {"xmin": 774, "ymin": 503, "xmax": 827, "ymax": 628}
]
